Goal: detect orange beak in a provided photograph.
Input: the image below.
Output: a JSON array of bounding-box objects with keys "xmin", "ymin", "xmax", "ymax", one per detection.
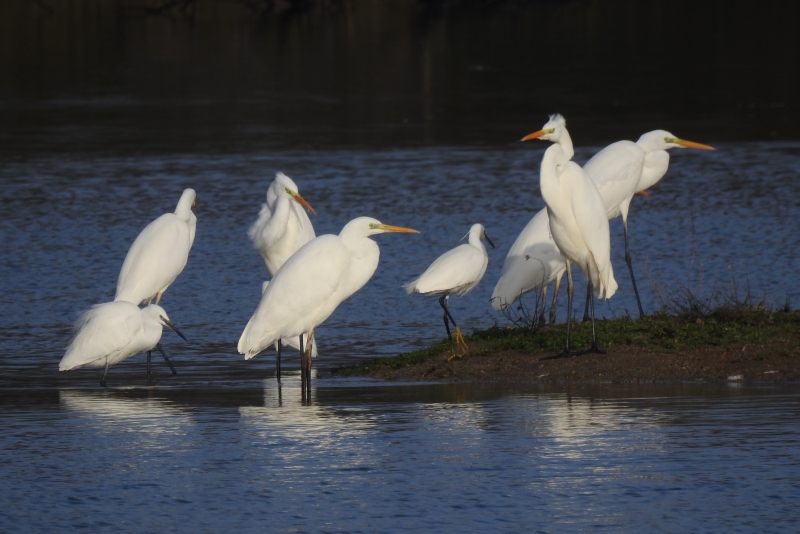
[
  {"xmin": 193, "ymin": 199, "xmax": 200, "ymax": 211},
  {"xmin": 291, "ymin": 192, "xmax": 316, "ymax": 215},
  {"xmin": 675, "ymin": 139, "xmax": 715, "ymax": 150},
  {"xmin": 635, "ymin": 191, "xmax": 651, "ymax": 197},
  {"xmin": 377, "ymin": 224, "xmax": 419, "ymax": 234},
  {"xmin": 521, "ymin": 130, "xmax": 547, "ymax": 142}
]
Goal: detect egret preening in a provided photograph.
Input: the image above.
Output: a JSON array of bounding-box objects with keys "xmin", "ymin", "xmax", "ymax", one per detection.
[
  {"xmin": 248, "ymin": 173, "xmax": 317, "ymax": 383},
  {"xmin": 523, "ymin": 114, "xmax": 618, "ymax": 355},
  {"xmin": 405, "ymin": 223, "xmax": 493, "ymax": 357},
  {"xmin": 238, "ymin": 217, "xmax": 419, "ymax": 397},
  {"xmin": 60, "ymin": 302, "xmax": 187, "ymax": 386},
  {"xmin": 583, "ymin": 130, "xmax": 714, "ymax": 317},
  {"xmin": 491, "ymin": 208, "xmax": 566, "ymax": 323},
  {"xmin": 248, "ymin": 172, "xmax": 317, "ymax": 277},
  {"xmin": 115, "ymin": 188, "xmax": 198, "ymax": 305}
]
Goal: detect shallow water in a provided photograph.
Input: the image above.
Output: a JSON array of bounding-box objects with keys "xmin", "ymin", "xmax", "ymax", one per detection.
[{"xmin": 2, "ymin": 382, "xmax": 799, "ymax": 533}]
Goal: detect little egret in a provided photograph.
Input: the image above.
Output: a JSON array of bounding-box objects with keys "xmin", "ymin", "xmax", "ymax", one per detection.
[
  {"xmin": 115, "ymin": 188, "xmax": 198, "ymax": 305},
  {"xmin": 238, "ymin": 216, "xmax": 419, "ymax": 396},
  {"xmin": 405, "ymin": 223, "xmax": 493, "ymax": 357},
  {"xmin": 60, "ymin": 302, "xmax": 187, "ymax": 386},
  {"xmin": 247, "ymin": 175, "xmax": 317, "ymax": 384},
  {"xmin": 490, "ymin": 208, "xmax": 565, "ymax": 323},
  {"xmin": 583, "ymin": 131, "xmax": 714, "ymax": 317},
  {"xmin": 523, "ymin": 114, "xmax": 618, "ymax": 355}
]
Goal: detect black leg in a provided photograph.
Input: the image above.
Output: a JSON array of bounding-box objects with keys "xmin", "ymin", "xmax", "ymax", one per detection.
[
  {"xmin": 276, "ymin": 340, "xmax": 282, "ymax": 384},
  {"xmin": 147, "ymin": 350, "xmax": 152, "ymax": 383},
  {"xmin": 299, "ymin": 334, "xmax": 306, "ymax": 401},
  {"xmin": 623, "ymin": 219, "xmax": 645, "ymax": 318},
  {"xmin": 582, "ymin": 283, "xmax": 591, "ymax": 322},
  {"xmin": 586, "ymin": 268, "xmax": 604, "ymax": 354},
  {"xmin": 563, "ymin": 260, "xmax": 573, "ymax": 356},
  {"xmin": 156, "ymin": 343, "xmax": 177, "ymax": 375},
  {"xmin": 100, "ymin": 357, "xmax": 109, "ymax": 387},
  {"xmin": 438, "ymin": 295, "xmax": 452, "ymax": 338}
]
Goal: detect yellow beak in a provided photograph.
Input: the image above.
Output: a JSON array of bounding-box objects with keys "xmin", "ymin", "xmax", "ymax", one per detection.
[
  {"xmin": 675, "ymin": 139, "xmax": 715, "ymax": 150},
  {"xmin": 290, "ymin": 192, "xmax": 316, "ymax": 215},
  {"xmin": 521, "ymin": 130, "xmax": 547, "ymax": 142},
  {"xmin": 377, "ymin": 224, "xmax": 419, "ymax": 234}
]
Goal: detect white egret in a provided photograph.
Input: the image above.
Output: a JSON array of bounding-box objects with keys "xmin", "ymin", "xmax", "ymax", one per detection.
[
  {"xmin": 238, "ymin": 216, "xmax": 419, "ymax": 396},
  {"xmin": 583, "ymin": 130, "xmax": 714, "ymax": 317},
  {"xmin": 249, "ymin": 173, "xmax": 317, "ymax": 383},
  {"xmin": 490, "ymin": 208, "xmax": 565, "ymax": 323},
  {"xmin": 405, "ymin": 223, "xmax": 494, "ymax": 357},
  {"xmin": 115, "ymin": 188, "xmax": 198, "ymax": 305},
  {"xmin": 60, "ymin": 302, "xmax": 187, "ymax": 386},
  {"xmin": 248, "ymin": 172, "xmax": 317, "ymax": 277},
  {"xmin": 260, "ymin": 280, "xmax": 318, "ymax": 383},
  {"xmin": 523, "ymin": 114, "xmax": 618, "ymax": 354}
]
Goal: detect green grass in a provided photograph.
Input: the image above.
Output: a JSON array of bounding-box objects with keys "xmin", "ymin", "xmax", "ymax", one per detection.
[{"xmin": 336, "ymin": 308, "xmax": 800, "ymax": 376}]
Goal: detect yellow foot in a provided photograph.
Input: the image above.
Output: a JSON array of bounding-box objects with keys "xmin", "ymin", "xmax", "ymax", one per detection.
[{"xmin": 446, "ymin": 328, "xmax": 469, "ymax": 361}]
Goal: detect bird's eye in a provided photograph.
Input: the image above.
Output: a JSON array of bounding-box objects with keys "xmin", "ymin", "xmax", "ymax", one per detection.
[{"xmin": 368, "ymin": 223, "xmax": 378, "ymax": 229}]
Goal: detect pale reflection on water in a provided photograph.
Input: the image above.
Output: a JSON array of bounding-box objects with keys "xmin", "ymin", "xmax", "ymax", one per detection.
[{"xmin": 1, "ymin": 384, "xmax": 798, "ymax": 531}]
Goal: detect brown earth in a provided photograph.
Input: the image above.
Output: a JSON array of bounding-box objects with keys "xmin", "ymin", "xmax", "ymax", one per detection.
[{"xmin": 356, "ymin": 341, "xmax": 800, "ymax": 384}]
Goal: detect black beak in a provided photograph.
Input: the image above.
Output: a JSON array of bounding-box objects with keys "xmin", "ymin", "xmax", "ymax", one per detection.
[
  {"xmin": 161, "ymin": 316, "xmax": 188, "ymax": 342},
  {"xmin": 484, "ymin": 232, "xmax": 495, "ymax": 249}
]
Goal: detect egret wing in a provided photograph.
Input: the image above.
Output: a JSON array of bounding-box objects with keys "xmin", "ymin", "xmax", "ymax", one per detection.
[
  {"xmin": 583, "ymin": 140, "xmax": 644, "ymax": 218},
  {"xmin": 60, "ymin": 302, "xmax": 144, "ymax": 370}
]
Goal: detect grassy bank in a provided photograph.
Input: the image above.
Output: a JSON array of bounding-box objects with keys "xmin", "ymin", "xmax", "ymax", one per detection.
[{"xmin": 336, "ymin": 308, "xmax": 800, "ymax": 383}]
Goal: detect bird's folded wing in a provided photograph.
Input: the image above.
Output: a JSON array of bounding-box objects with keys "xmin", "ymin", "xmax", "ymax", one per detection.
[{"xmin": 60, "ymin": 304, "xmax": 144, "ymax": 370}]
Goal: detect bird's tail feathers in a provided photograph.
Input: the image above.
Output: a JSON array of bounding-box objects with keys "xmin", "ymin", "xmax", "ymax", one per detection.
[{"xmin": 403, "ymin": 279, "xmax": 418, "ymax": 295}]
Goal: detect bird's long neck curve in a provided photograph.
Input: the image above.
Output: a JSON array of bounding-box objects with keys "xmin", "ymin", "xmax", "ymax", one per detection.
[
  {"xmin": 539, "ymin": 143, "xmax": 568, "ymax": 208},
  {"xmin": 468, "ymin": 227, "xmax": 486, "ymax": 254},
  {"xmin": 175, "ymin": 192, "xmax": 196, "ymax": 221},
  {"xmin": 557, "ymin": 128, "xmax": 574, "ymax": 161}
]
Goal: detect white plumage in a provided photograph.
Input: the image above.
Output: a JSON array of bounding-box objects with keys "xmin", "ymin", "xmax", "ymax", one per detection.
[
  {"xmin": 60, "ymin": 302, "xmax": 185, "ymax": 385},
  {"xmin": 248, "ymin": 172, "xmax": 316, "ymax": 277},
  {"xmin": 115, "ymin": 188, "xmax": 197, "ymax": 305},
  {"xmin": 490, "ymin": 208, "xmax": 565, "ymax": 313},
  {"xmin": 238, "ymin": 217, "xmax": 418, "ymax": 390}
]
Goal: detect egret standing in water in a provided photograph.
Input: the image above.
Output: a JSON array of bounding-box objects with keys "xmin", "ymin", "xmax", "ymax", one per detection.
[
  {"xmin": 115, "ymin": 188, "xmax": 198, "ymax": 305},
  {"xmin": 523, "ymin": 114, "xmax": 617, "ymax": 355},
  {"xmin": 405, "ymin": 223, "xmax": 493, "ymax": 357},
  {"xmin": 238, "ymin": 216, "xmax": 418, "ymax": 398},
  {"xmin": 583, "ymin": 130, "xmax": 714, "ymax": 317},
  {"xmin": 248, "ymin": 173, "xmax": 318, "ymax": 383},
  {"xmin": 60, "ymin": 302, "xmax": 187, "ymax": 386}
]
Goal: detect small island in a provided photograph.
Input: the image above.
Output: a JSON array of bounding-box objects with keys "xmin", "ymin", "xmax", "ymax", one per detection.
[{"xmin": 337, "ymin": 307, "xmax": 800, "ymax": 384}]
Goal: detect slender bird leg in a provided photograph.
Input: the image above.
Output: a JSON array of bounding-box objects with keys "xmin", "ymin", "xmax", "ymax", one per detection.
[
  {"xmin": 147, "ymin": 350, "xmax": 152, "ymax": 383},
  {"xmin": 439, "ymin": 295, "xmax": 452, "ymax": 339},
  {"xmin": 549, "ymin": 277, "xmax": 561, "ymax": 324},
  {"xmin": 276, "ymin": 340, "xmax": 282, "ymax": 384},
  {"xmin": 582, "ymin": 284, "xmax": 592, "ymax": 323},
  {"xmin": 623, "ymin": 219, "xmax": 645, "ymax": 318},
  {"xmin": 586, "ymin": 268, "xmax": 604, "ymax": 354},
  {"xmin": 299, "ymin": 334, "xmax": 306, "ymax": 401},
  {"xmin": 155, "ymin": 292, "xmax": 163, "ymax": 305},
  {"xmin": 440, "ymin": 295, "xmax": 467, "ymax": 359},
  {"xmin": 156, "ymin": 343, "xmax": 177, "ymax": 375},
  {"xmin": 100, "ymin": 357, "xmax": 110, "ymax": 387},
  {"xmin": 304, "ymin": 330, "xmax": 315, "ymax": 400},
  {"xmin": 562, "ymin": 260, "xmax": 574, "ymax": 357},
  {"xmin": 538, "ymin": 286, "xmax": 547, "ymax": 327}
]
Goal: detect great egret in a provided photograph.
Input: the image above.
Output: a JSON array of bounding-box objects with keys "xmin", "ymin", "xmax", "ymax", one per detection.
[
  {"xmin": 405, "ymin": 223, "xmax": 494, "ymax": 356},
  {"xmin": 583, "ymin": 130, "xmax": 714, "ymax": 317},
  {"xmin": 490, "ymin": 208, "xmax": 565, "ymax": 323},
  {"xmin": 261, "ymin": 280, "xmax": 317, "ymax": 383},
  {"xmin": 248, "ymin": 173, "xmax": 317, "ymax": 383},
  {"xmin": 60, "ymin": 302, "xmax": 187, "ymax": 386},
  {"xmin": 248, "ymin": 172, "xmax": 317, "ymax": 277},
  {"xmin": 115, "ymin": 188, "xmax": 198, "ymax": 305},
  {"xmin": 523, "ymin": 114, "xmax": 618, "ymax": 354},
  {"xmin": 238, "ymin": 216, "xmax": 419, "ymax": 396}
]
